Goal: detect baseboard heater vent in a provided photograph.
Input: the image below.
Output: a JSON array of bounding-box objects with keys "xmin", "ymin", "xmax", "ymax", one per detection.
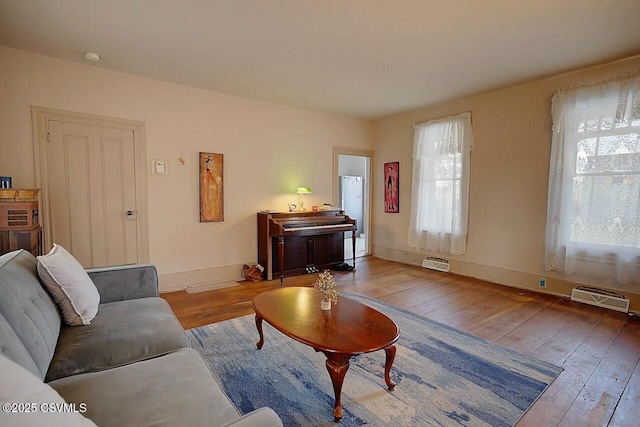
[
  {"xmin": 570, "ymin": 286, "xmax": 629, "ymax": 313},
  {"xmin": 421, "ymin": 257, "xmax": 450, "ymax": 273}
]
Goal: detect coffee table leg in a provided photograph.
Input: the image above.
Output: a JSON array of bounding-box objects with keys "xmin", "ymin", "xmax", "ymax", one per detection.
[
  {"xmin": 384, "ymin": 345, "xmax": 396, "ymax": 390},
  {"xmin": 255, "ymin": 314, "xmax": 264, "ymax": 349},
  {"xmin": 325, "ymin": 354, "xmax": 351, "ymax": 422}
]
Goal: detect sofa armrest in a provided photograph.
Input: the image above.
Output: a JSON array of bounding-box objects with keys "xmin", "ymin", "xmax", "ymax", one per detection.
[
  {"xmin": 221, "ymin": 408, "xmax": 283, "ymax": 427},
  {"xmin": 86, "ymin": 264, "xmax": 158, "ymax": 304}
]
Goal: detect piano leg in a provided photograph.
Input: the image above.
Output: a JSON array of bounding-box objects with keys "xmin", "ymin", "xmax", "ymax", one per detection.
[
  {"xmin": 278, "ymin": 236, "xmax": 285, "ymax": 286},
  {"xmin": 352, "ymin": 231, "xmax": 357, "ymax": 270}
]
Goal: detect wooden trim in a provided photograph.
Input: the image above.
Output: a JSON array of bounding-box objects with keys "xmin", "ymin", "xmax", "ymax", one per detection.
[{"xmin": 31, "ymin": 106, "xmax": 150, "ymax": 263}]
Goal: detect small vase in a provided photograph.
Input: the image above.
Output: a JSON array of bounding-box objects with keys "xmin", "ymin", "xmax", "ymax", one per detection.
[{"xmin": 320, "ymin": 299, "xmax": 332, "ymax": 311}]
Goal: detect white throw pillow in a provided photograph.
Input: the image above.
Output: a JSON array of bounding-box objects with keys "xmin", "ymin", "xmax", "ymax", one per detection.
[
  {"xmin": 0, "ymin": 353, "xmax": 97, "ymax": 427},
  {"xmin": 37, "ymin": 244, "xmax": 100, "ymax": 326}
]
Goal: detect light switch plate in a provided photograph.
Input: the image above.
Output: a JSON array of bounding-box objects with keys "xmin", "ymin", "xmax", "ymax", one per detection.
[{"xmin": 152, "ymin": 159, "xmax": 168, "ymax": 175}]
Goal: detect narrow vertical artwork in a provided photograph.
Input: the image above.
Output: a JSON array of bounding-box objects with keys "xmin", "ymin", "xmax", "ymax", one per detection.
[
  {"xmin": 199, "ymin": 152, "xmax": 224, "ymax": 222},
  {"xmin": 384, "ymin": 161, "xmax": 399, "ymax": 213}
]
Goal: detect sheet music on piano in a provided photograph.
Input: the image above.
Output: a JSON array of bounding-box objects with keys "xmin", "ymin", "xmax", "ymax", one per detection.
[{"xmin": 257, "ymin": 210, "xmax": 357, "ymax": 282}]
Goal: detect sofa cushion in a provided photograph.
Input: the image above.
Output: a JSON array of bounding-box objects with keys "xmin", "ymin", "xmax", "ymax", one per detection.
[
  {"xmin": 50, "ymin": 348, "xmax": 240, "ymax": 427},
  {"xmin": 37, "ymin": 244, "xmax": 100, "ymax": 326},
  {"xmin": 0, "ymin": 250, "xmax": 61, "ymax": 379},
  {"xmin": 0, "ymin": 353, "xmax": 97, "ymax": 427},
  {"xmin": 46, "ymin": 297, "xmax": 189, "ymax": 381},
  {"xmin": 86, "ymin": 264, "xmax": 159, "ymax": 303}
]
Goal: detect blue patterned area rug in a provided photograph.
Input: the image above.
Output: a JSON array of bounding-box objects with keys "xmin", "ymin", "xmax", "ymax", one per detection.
[{"xmin": 187, "ymin": 292, "xmax": 562, "ymax": 426}]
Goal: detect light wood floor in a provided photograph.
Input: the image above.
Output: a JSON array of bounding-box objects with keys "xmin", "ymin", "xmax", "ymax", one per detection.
[{"xmin": 161, "ymin": 256, "xmax": 640, "ymax": 427}]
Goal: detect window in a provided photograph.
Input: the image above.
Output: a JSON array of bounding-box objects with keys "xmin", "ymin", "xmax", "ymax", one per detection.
[
  {"xmin": 408, "ymin": 112, "xmax": 474, "ymax": 255},
  {"xmin": 545, "ymin": 73, "xmax": 640, "ymax": 284}
]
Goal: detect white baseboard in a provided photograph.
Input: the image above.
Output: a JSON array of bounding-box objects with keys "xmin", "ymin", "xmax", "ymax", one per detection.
[
  {"xmin": 158, "ymin": 263, "xmax": 249, "ymax": 292},
  {"xmin": 372, "ymin": 244, "xmax": 548, "ymax": 289},
  {"xmin": 371, "ymin": 244, "xmax": 640, "ymax": 314}
]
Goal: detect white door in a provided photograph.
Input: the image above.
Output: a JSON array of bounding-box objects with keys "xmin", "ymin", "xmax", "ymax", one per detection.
[{"xmin": 47, "ymin": 120, "xmax": 138, "ymax": 268}]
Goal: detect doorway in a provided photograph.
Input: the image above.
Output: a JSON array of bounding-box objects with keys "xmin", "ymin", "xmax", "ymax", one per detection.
[
  {"xmin": 32, "ymin": 107, "xmax": 149, "ymax": 267},
  {"xmin": 333, "ymin": 147, "xmax": 373, "ymax": 261}
]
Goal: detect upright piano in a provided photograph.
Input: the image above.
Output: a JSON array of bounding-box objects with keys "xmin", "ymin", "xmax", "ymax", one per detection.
[{"xmin": 257, "ymin": 210, "xmax": 357, "ymax": 282}]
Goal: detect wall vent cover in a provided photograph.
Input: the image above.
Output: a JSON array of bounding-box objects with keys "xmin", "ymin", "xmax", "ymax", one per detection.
[
  {"xmin": 570, "ymin": 286, "xmax": 629, "ymax": 313},
  {"xmin": 421, "ymin": 257, "xmax": 450, "ymax": 273}
]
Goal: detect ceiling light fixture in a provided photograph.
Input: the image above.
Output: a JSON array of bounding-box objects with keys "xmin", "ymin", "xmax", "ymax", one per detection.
[{"xmin": 84, "ymin": 52, "xmax": 100, "ymax": 62}]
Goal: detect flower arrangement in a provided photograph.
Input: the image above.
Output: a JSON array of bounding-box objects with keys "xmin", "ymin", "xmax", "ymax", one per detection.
[{"xmin": 313, "ymin": 270, "xmax": 338, "ymax": 305}]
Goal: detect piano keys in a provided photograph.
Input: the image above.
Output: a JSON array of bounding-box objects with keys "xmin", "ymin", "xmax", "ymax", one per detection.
[
  {"xmin": 258, "ymin": 210, "xmax": 357, "ymax": 283},
  {"xmin": 283, "ymin": 223, "xmax": 351, "ymax": 233}
]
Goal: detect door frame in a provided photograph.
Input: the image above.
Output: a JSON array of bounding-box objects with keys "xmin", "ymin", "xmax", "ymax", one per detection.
[
  {"xmin": 332, "ymin": 146, "xmax": 374, "ymax": 257},
  {"xmin": 31, "ymin": 106, "xmax": 150, "ymax": 263}
]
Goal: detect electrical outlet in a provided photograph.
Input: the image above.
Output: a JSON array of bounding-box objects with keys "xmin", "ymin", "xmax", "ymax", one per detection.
[{"xmin": 539, "ymin": 278, "xmax": 546, "ymax": 288}]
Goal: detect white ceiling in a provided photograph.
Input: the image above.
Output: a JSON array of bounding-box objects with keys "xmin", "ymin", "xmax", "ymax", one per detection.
[{"xmin": 1, "ymin": 0, "xmax": 639, "ymax": 120}]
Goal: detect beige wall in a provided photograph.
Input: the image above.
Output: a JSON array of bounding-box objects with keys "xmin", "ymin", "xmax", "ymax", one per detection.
[
  {"xmin": 0, "ymin": 46, "xmax": 374, "ymax": 290},
  {"xmin": 3, "ymin": 43, "xmax": 639, "ymax": 308},
  {"xmin": 373, "ymin": 56, "xmax": 640, "ymax": 310}
]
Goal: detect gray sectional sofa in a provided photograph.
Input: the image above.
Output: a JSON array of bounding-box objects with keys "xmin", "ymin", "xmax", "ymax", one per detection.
[{"xmin": 0, "ymin": 249, "xmax": 283, "ymax": 427}]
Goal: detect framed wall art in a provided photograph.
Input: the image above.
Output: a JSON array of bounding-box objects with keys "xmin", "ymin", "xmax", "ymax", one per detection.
[
  {"xmin": 384, "ymin": 161, "xmax": 399, "ymax": 213},
  {"xmin": 199, "ymin": 152, "xmax": 224, "ymax": 222}
]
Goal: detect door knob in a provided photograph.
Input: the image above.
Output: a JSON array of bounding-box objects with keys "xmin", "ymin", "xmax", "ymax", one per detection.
[{"xmin": 126, "ymin": 210, "xmax": 134, "ymax": 216}]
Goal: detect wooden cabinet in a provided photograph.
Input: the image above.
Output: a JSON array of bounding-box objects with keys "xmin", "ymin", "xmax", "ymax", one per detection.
[
  {"xmin": 0, "ymin": 227, "xmax": 42, "ymax": 257},
  {"xmin": 0, "ymin": 192, "xmax": 43, "ymax": 257},
  {"xmin": 0, "ymin": 200, "xmax": 39, "ymax": 229}
]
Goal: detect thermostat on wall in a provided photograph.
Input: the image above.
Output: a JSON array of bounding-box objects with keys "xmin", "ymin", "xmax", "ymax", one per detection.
[{"xmin": 152, "ymin": 159, "xmax": 168, "ymax": 175}]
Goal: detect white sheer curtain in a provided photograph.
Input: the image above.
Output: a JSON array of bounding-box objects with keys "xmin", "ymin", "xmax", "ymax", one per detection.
[
  {"xmin": 545, "ymin": 72, "xmax": 640, "ymax": 285},
  {"xmin": 408, "ymin": 112, "xmax": 474, "ymax": 255}
]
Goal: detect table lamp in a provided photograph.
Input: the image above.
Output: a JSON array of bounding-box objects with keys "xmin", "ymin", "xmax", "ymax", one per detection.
[{"xmin": 296, "ymin": 187, "xmax": 312, "ymax": 212}]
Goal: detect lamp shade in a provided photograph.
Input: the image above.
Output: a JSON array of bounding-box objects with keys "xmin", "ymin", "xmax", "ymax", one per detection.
[{"xmin": 296, "ymin": 187, "xmax": 312, "ymax": 194}]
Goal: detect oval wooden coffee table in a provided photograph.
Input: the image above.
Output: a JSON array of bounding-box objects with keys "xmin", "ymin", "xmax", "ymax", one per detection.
[{"xmin": 252, "ymin": 287, "xmax": 400, "ymax": 422}]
